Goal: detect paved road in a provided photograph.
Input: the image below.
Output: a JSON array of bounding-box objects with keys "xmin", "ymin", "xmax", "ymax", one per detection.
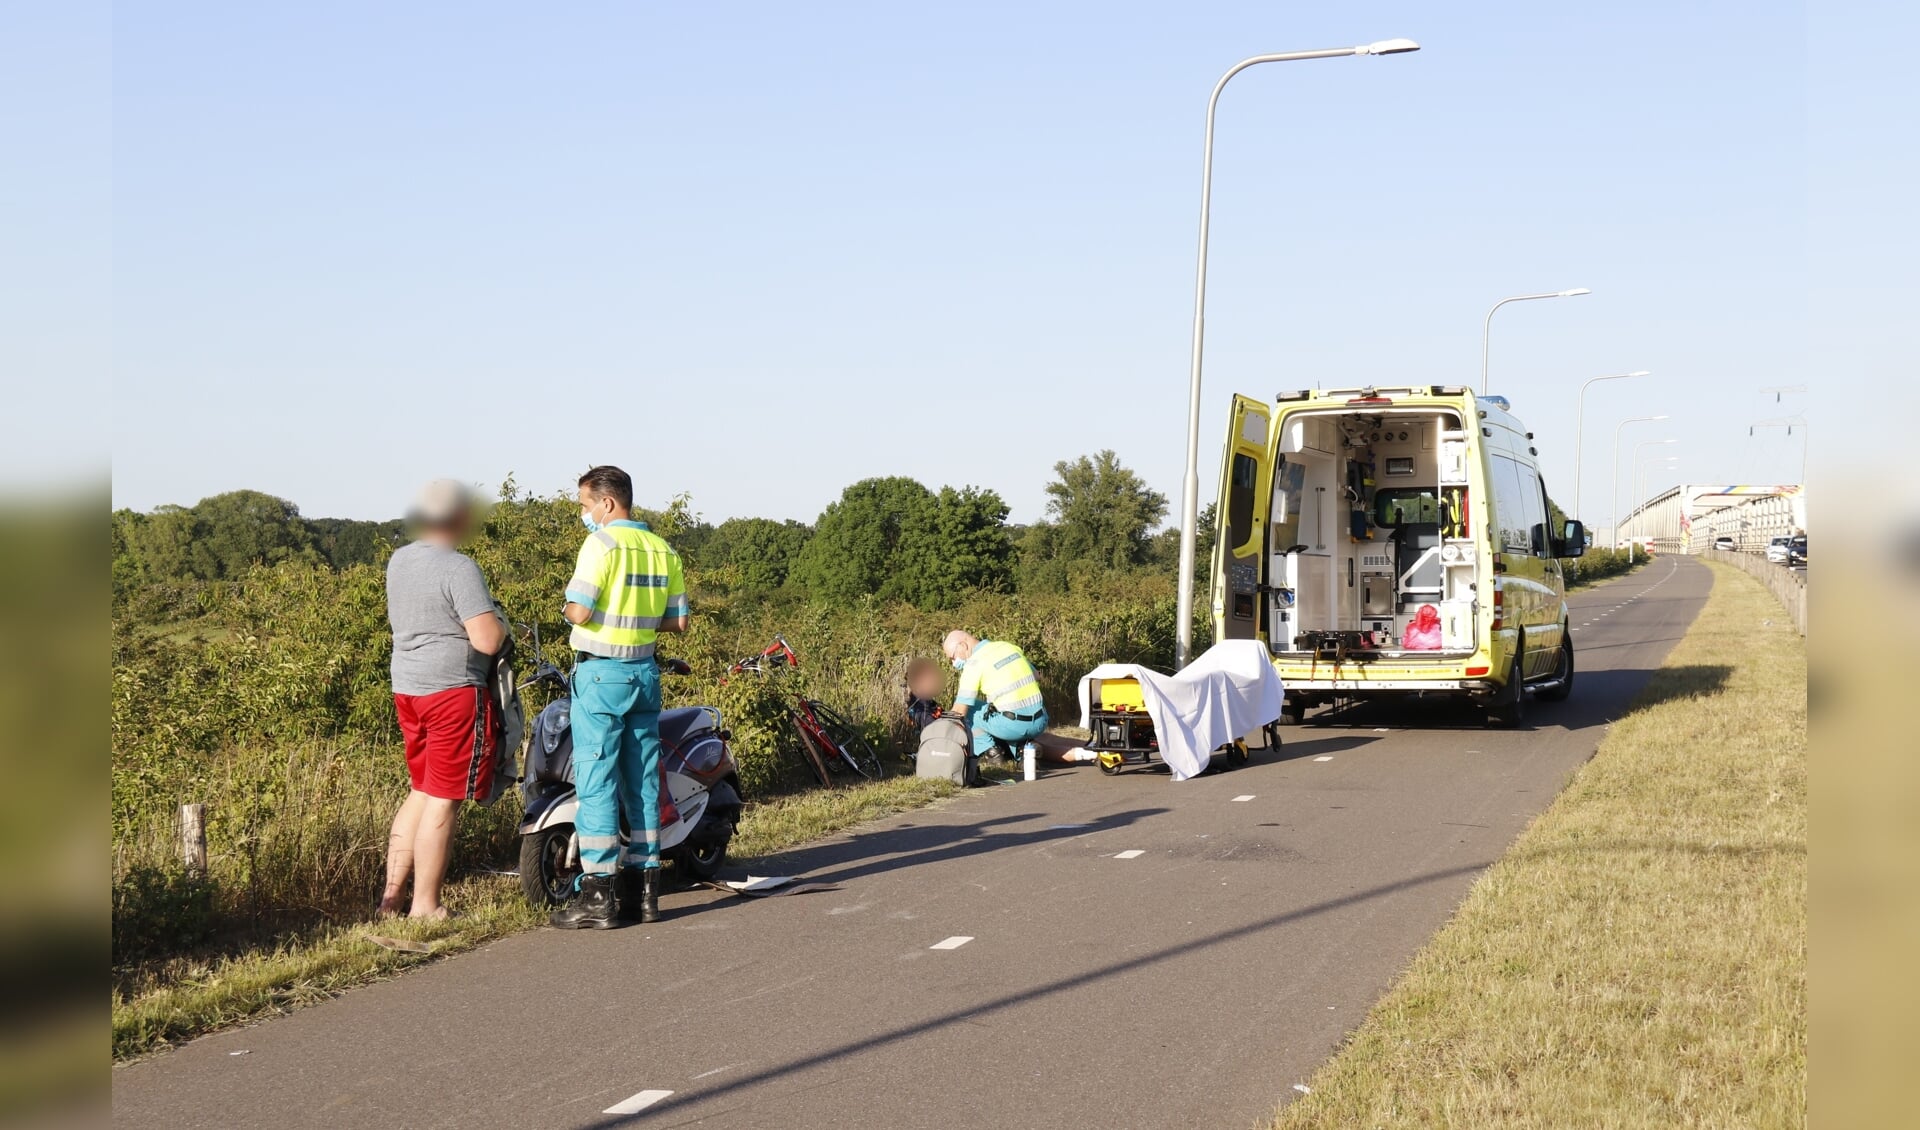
[{"xmin": 114, "ymin": 557, "xmax": 1709, "ymax": 1130}]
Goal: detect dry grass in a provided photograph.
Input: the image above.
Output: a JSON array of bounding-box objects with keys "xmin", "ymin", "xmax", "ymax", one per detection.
[
  {"xmin": 1270, "ymin": 562, "xmax": 1806, "ymax": 1129},
  {"xmin": 113, "ymin": 774, "xmax": 959, "ymax": 1060}
]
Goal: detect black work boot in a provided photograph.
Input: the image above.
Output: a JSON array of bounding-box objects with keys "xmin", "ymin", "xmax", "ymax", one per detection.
[
  {"xmin": 613, "ymin": 867, "xmax": 660, "ymax": 923},
  {"xmin": 638, "ymin": 868, "xmax": 660, "ymax": 924},
  {"xmin": 550, "ymin": 874, "xmax": 618, "ymax": 930}
]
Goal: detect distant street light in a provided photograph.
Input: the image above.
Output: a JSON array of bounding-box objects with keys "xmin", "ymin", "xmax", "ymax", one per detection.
[
  {"xmin": 1634, "ymin": 454, "xmax": 1683, "ymax": 552},
  {"xmin": 1750, "ymin": 416, "xmax": 1810, "ymax": 484},
  {"xmin": 1480, "ymin": 288, "xmax": 1591, "ymax": 395},
  {"xmin": 1610, "ymin": 415, "xmax": 1669, "ymax": 556},
  {"xmin": 1173, "ymin": 36, "xmax": 1422, "ymax": 670},
  {"xmin": 1635, "ymin": 454, "xmax": 1682, "ymax": 519},
  {"xmin": 1572, "ymin": 370, "xmax": 1650, "ymax": 521},
  {"xmin": 1624, "ymin": 439, "xmax": 1679, "ymax": 560}
]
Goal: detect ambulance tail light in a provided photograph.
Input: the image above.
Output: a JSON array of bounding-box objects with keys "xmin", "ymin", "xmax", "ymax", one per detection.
[
  {"xmin": 1490, "ymin": 587, "xmax": 1505, "ymax": 632},
  {"xmin": 1465, "ymin": 664, "xmax": 1491, "ymax": 677}
]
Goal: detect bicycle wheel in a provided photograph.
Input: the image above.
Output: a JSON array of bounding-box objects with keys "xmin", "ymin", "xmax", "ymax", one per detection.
[
  {"xmin": 788, "ymin": 710, "xmax": 835, "ymax": 788},
  {"xmin": 805, "ymin": 701, "xmax": 887, "ymax": 781}
]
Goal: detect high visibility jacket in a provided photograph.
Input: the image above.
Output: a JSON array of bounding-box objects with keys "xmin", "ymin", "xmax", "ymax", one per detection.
[
  {"xmin": 565, "ymin": 520, "xmax": 688, "ymax": 660},
  {"xmin": 953, "ymin": 639, "xmax": 1044, "ymax": 716}
]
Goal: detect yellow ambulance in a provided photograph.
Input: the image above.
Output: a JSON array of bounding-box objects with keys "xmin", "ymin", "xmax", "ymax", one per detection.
[{"xmin": 1210, "ymin": 386, "xmax": 1584, "ymax": 727}]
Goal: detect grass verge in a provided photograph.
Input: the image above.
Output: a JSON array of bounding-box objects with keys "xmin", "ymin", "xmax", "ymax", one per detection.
[
  {"xmin": 113, "ymin": 774, "xmax": 959, "ymax": 1061},
  {"xmin": 1271, "ymin": 562, "xmax": 1805, "ymax": 1128}
]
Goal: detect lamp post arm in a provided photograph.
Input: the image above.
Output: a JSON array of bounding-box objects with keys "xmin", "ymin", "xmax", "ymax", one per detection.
[{"xmin": 1173, "ymin": 44, "xmax": 1382, "ymax": 670}]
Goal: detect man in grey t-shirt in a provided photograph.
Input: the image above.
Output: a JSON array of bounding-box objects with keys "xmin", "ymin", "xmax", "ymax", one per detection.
[{"xmin": 379, "ymin": 480, "xmax": 505, "ymax": 919}]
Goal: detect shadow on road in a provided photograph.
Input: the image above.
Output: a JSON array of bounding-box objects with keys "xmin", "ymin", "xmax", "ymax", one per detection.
[
  {"xmin": 737, "ymin": 807, "xmax": 1171, "ymax": 888},
  {"xmin": 1281, "ymin": 661, "xmax": 1729, "ymax": 737},
  {"xmin": 585, "ymin": 857, "xmax": 1495, "ymax": 1128}
]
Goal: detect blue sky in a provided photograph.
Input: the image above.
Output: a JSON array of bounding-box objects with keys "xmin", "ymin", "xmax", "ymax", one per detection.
[{"xmin": 83, "ymin": 2, "xmax": 1828, "ymax": 525}]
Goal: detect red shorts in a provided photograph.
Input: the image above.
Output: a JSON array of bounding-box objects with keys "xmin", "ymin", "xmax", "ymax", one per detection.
[{"xmin": 394, "ymin": 686, "xmax": 496, "ymax": 801}]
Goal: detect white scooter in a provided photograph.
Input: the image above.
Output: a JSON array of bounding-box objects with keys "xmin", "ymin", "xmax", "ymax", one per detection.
[{"xmin": 515, "ymin": 628, "xmax": 743, "ymax": 906}]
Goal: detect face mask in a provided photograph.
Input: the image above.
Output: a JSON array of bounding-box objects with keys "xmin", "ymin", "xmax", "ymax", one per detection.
[
  {"xmin": 951, "ymin": 658, "xmax": 965, "ymax": 671},
  {"xmin": 580, "ymin": 511, "xmax": 600, "ymax": 533}
]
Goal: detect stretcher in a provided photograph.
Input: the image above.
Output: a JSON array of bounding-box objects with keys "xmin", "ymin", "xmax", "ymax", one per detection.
[
  {"xmin": 1076, "ymin": 642, "xmax": 1286, "ymax": 780},
  {"xmin": 1084, "ymin": 673, "xmax": 1256, "ymax": 775}
]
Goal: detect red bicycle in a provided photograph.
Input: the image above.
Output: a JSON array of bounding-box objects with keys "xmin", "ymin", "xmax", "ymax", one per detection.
[{"xmin": 729, "ymin": 637, "xmax": 887, "ymax": 787}]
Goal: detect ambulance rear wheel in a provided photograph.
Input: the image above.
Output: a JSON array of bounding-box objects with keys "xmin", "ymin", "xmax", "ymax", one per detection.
[
  {"xmin": 1535, "ymin": 633, "xmax": 1574, "ymax": 702},
  {"xmin": 1485, "ymin": 650, "xmax": 1527, "ymax": 728},
  {"xmin": 1277, "ymin": 702, "xmax": 1307, "ymax": 726}
]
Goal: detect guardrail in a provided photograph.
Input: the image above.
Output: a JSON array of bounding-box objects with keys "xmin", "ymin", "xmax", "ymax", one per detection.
[{"xmin": 1700, "ymin": 548, "xmax": 1806, "ymax": 635}]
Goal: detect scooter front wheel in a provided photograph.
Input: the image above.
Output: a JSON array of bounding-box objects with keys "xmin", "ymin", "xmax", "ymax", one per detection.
[
  {"xmin": 519, "ymin": 824, "xmax": 579, "ymax": 906},
  {"xmin": 673, "ymin": 834, "xmax": 730, "ymax": 882}
]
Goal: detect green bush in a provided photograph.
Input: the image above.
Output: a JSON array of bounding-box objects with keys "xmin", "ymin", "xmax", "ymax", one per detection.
[
  {"xmin": 1563, "ymin": 546, "xmax": 1641, "ymax": 587},
  {"xmin": 112, "ymin": 864, "xmax": 217, "ymax": 965}
]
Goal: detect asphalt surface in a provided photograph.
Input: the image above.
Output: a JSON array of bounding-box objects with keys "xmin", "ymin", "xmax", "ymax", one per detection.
[{"xmin": 114, "ymin": 557, "xmax": 1709, "ymax": 1130}]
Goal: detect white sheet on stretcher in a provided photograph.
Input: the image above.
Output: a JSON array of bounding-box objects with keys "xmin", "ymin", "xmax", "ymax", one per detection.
[{"xmin": 1075, "ymin": 640, "xmax": 1286, "ymax": 782}]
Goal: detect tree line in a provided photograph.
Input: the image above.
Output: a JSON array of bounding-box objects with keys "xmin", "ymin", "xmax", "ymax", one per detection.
[{"xmin": 114, "ymin": 450, "xmax": 1216, "ymax": 614}]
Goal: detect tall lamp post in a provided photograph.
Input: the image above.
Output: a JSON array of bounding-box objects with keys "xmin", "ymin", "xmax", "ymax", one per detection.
[
  {"xmin": 1625, "ymin": 440, "xmax": 1679, "ymax": 557},
  {"xmin": 1750, "ymin": 416, "xmax": 1810, "ymax": 484},
  {"xmin": 1480, "ymin": 288, "xmax": 1590, "ymax": 395},
  {"xmin": 1172, "ymin": 37, "xmax": 1421, "ymax": 670},
  {"xmin": 1611, "ymin": 414, "xmax": 1668, "ymax": 560},
  {"xmin": 1634, "ymin": 454, "xmax": 1682, "ymax": 552},
  {"xmin": 1573, "ymin": 370, "xmax": 1650, "ymax": 520}
]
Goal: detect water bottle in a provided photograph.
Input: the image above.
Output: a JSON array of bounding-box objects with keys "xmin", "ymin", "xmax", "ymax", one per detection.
[{"xmin": 1022, "ymin": 742, "xmax": 1037, "ymax": 781}]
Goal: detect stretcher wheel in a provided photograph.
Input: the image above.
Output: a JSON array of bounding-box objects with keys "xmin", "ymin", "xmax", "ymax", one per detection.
[
  {"xmin": 1097, "ymin": 754, "xmax": 1123, "ymax": 776},
  {"xmin": 1225, "ymin": 741, "xmax": 1250, "ymax": 769}
]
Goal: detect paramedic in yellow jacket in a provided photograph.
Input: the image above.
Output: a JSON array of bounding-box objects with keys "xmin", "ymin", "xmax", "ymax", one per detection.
[
  {"xmin": 550, "ymin": 466, "xmax": 689, "ymax": 930},
  {"xmin": 942, "ymin": 630, "xmax": 1049, "ymax": 759}
]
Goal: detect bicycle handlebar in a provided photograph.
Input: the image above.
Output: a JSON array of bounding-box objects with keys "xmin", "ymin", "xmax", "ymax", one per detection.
[{"xmin": 728, "ymin": 636, "xmax": 800, "ymax": 675}]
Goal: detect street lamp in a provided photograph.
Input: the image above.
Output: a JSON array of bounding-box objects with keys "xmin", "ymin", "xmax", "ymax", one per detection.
[
  {"xmin": 1635, "ymin": 454, "xmax": 1682, "ymax": 512},
  {"xmin": 1572, "ymin": 370, "xmax": 1650, "ymax": 521},
  {"xmin": 1750, "ymin": 416, "xmax": 1809, "ymax": 484},
  {"xmin": 1634, "ymin": 454, "xmax": 1682, "ymax": 551},
  {"xmin": 1480, "ymin": 288, "xmax": 1591, "ymax": 395},
  {"xmin": 1611, "ymin": 414, "xmax": 1668, "ymax": 558},
  {"xmin": 1624, "ymin": 439, "xmax": 1679, "ymax": 558},
  {"xmin": 1173, "ymin": 36, "xmax": 1422, "ymax": 670}
]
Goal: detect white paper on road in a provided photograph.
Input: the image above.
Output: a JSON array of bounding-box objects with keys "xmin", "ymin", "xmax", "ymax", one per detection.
[
  {"xmin": 1076, "ymin": 640, "xmax": 1286, "ymax": 782},
  {"xmin": 725, "ymin": 876, "xmax": 795, "ymax": 893}
]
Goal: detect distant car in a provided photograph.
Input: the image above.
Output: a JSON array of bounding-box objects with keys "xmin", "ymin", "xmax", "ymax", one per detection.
[
  {"xmin": 1765, "ymin": 536, "xmax": 1791, "ymax": 564},
  {"xmin": 1785, "ymin": 536, "xmax": 1807, "ymax": 568},
  {"xmin": 1713, "ymin": 536, "xmax": 1737, "ymax": 551}
]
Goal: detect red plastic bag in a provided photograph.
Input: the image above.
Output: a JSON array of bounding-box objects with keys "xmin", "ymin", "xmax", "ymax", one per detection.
[{"xmin": 1403, "ymin": 604, "xmax": 1442, "ymax": 650}]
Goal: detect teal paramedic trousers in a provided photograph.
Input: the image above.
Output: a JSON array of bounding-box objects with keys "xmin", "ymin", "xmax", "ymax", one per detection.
[
  {"xmin": 570, "ymin": 657, "xmax": 663, "ymax": 875},
  {"xmin": 969, "ymin": 705, "xmax": 1049, "ymax": 757}
]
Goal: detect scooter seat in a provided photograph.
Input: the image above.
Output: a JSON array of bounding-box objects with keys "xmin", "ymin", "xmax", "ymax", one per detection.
[{"xmin": 658, "ymin": 706, "xmax": 713, "ymax": 748}]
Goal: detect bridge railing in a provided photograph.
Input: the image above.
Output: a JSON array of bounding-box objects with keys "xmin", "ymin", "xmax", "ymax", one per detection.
[{"xmin": 1698, "ymin": 548, "xmax": 1807, "ymax": 636}]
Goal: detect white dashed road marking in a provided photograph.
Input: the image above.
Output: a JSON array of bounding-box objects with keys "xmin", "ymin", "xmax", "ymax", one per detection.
[
  {"xmin": 1231, "ymin": 795, "xmax": 1255, "ymax": 802},
  {"xmin": 1113, "ymin": 850, "xmax": 1144, "ymax": 859},
  {"xmin": 930, "ymin": 936, "xmax": 974, "ymax": 950},
  {"xmin": 1313, "ymin": 756, "xmax": 1334, "ymax": 762},
  {"xmin": 604, "ymin": 1090, "xmax": 673, "ymax": 1115}
]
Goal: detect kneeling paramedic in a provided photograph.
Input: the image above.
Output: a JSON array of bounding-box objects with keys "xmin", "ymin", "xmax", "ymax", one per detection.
[
  {"xmin": 941, "ymin": 630, "xmax": 1048, "ymax": 761},
  {"xmin": 552, "ymin": 466, "xmax": 689, "ymax": 929}
]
